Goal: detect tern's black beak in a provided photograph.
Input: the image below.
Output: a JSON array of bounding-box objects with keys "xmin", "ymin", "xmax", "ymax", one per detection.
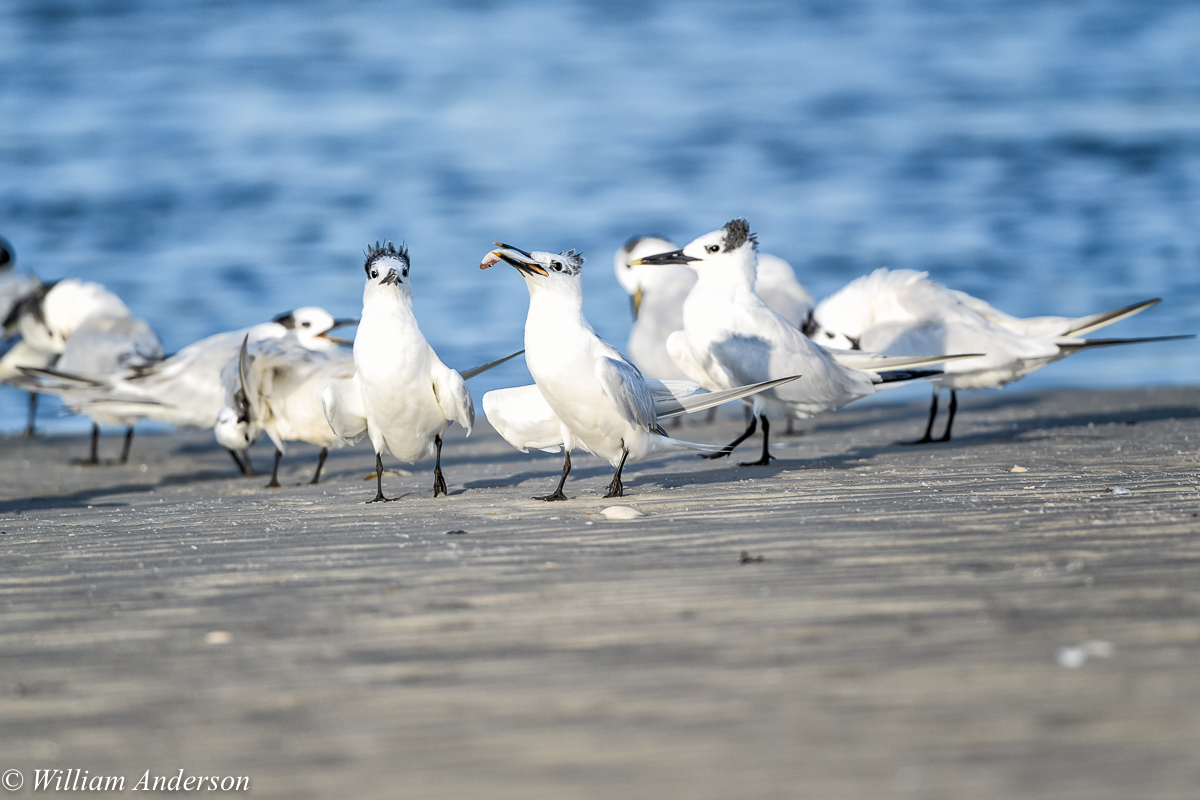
[
  {"xmin": 480, "ymin": 243, "xmax": 549, "ymax": 277},
  {"xmin": 628, "ymin": 249, "xmax": 701, "ymax": 266},
  {"xmin": 330, "ymin": 318, "xmax": 359, "ymax": 329},
  {"xmin": 380, "ymin": 269, "xmax": 401, "ymax": 286}
]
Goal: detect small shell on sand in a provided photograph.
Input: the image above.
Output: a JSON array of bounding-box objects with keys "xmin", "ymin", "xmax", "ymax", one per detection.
[
  {"xmin": 1010, "ymin": 466, "xmax": 1028, "ymax": 473},
  {"xmin": 601, "ymin": 506, "xmax": 645, "ymax": 520}
]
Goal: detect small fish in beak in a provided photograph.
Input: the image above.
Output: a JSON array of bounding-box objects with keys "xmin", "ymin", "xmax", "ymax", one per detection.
[{"xmin": 479, "ymin": 243, "xmax": 549, "ymax": 277}]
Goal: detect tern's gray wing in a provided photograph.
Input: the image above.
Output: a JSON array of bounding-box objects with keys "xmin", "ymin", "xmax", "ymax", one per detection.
[
  {"xmin": 595, "ymin": 356, "xmax": 658, "ymax": 432},
  {"xmin": 57, "ymin": 314, "xmax": 164, "ymax": 377}
]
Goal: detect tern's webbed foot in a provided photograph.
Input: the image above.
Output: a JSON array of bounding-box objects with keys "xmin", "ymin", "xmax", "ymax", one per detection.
[
  {"xmin": 602, "ymin": 481, "xmax": 624, "ymax": 499},
  {"xmin": 535, "ymin": 491, "xmax": 568, "ymax": 502},
  {"xmin": 366, "ymin": 494, "xmax": 396, "ymax": 504},
  {"xmin": 902, "ymin": 435, "xmax": 936, "ymax": 446},
  {"xmin": 72, "ymin": 457, "xmax": 103, "ymax": 467},
  {"xmin": 265, "ymin": 478, "xmax": 281, "ymax": 488},
  {"xmin": 432, "ymin": 474, "xmax": 448, "ymax": 498},
  {"xmin": 738, "ymin": 454, "xmax": 775, "ymax": 467},
  {"xmin": 701, "ymin": 449, "xmax": 732, "ymax": 460}
]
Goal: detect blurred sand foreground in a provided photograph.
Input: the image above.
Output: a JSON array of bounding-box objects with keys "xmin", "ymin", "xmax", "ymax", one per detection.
[{"xmin": 1, "ymin": 387, "xmax": 1198, "ymax": 799}]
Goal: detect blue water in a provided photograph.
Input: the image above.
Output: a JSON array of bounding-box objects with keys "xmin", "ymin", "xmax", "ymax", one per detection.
[{"xmin": 2, "ymin": 0, "xmax": 1198, "ymax": 434}]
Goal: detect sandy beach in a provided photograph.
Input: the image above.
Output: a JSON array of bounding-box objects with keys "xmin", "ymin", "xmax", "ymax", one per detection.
[{"xmin": 2, "ymin": 386, "xmax": 1199, "ymax": 799}]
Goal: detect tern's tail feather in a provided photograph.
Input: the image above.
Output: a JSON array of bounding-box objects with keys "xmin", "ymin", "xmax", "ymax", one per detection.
[
  {"xmin": 17, "ymin": 365, "xmax": 105, "ymax": 388},
  {"xmin": 460, "ymin": 350, "xmax": 524, "ymax": 380},
  {"xmin": 826, "ymin": 351, "xmax": 983, "ymax": 371},
  {"xmin": 1056, "ymin": 334, "xmax": 1193, "ymax": 352},
  {"xmin": 651, "ymin": 375, "xmax": 802, "ymax": 419},
  {"xmin": 870, "ymin": 368, "xmax": 944, "ymax": 391},
  {"xmin": 1064, "ymin": 298, "xmax": 1161, "ymax": 337}
]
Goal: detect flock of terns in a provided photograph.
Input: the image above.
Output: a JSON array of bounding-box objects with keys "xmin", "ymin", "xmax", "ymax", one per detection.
[{"xmin": 0, "ymin": 220, "xmax": 1187, "ymax": 502}]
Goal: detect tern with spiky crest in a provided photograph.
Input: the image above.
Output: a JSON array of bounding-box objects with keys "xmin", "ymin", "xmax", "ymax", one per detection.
[
  {"xmin": 614, "ymin": 235, "xmax": 814, "ymax": 382},
  {"xmin": 632, "ymin": 219, "xmax": 972, "ymax": 464},
  {"xmin": 323, "ymin": 242, "xmax": 475, "ymax": 501}
]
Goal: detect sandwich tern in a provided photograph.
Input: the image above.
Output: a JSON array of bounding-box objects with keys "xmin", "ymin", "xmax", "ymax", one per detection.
[
  {"xmin": 8, "ymin": 278, "xmax": 163, "ymax": 464},
  {"xmin": 631, "ymin": 220, "xmax": 966, "ymax": 465},
  {"xmin": 322, "ymin": 242, "xmax": 477, "ymax": 501},
  {"xmin": 614, "ymin": 236, "xmax": 815, "ymax": 380},
  {"xmin": 32, "ymin": 307, "xmax": 356, "ymax": 475},
  {"xmin": 807, "ymin": 268, "xmax": 1190, "ymax": 442},
  {"xmin": 229, "ymin": 333, "xmax": 355, "ymax": 487},
  {"xmin": 481, "ymin": 242, "xmax": 798, "ymax": 500}
]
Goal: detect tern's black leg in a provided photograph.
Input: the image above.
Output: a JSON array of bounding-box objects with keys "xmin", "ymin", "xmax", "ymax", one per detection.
[
  {"xmin": 242, "ymin": 449, "xmax": 256, "ymax": 476},
  {"xmin": 739, "ymin": 415, "xmax": 775, "ymax": 466},
  {"xmin": 366, "ymin": 453, "xmax": 393, "ymax": 503},
  {"xmin": 536, "ymin": 451, "xmax": 571, "ymax": 501},
  {"xmin": 906, "ymin": 389, "xmax": 940, "ymax": 445},
  {"xmin": 705, "ymin": 407, "xmax": 717, "ymax": 424},
  {"xmin": 119, "ymin": 426, "xmax": 134, "ymax": 465},
  {"xmin": 25, "ymin": 393, "xmax": 38, "ymax": 437},
  {"xmin": 785, "ymin": 418, "xmax": 795, "ymax": 436},
  {"xmin": 74, "ymin": 424, "xmax": 101, "ymax": 466},
  {"xmin": 432, "ymin": 435, "xmax": 448, "ymax": 497},
  {"xmin": 309, "ymin": 447, "xmax": 329, "ymax": 485},
  {"xmin": 265, "ymin": 449, "xmax": 282, "ymax": 488},
  {"xmin": 702, "ymin": 415, "xmax": 758, "ymax": 460},
  {"xmin": 228, "ymin": 448, "xmax": 248, "ymax": 475},
  {"xmin": 937, "ymin": 390, "xmax": 958, "ymax": 442},
  {"xmin": 603, "ymin": 448, "xmax": 630, "ymax": 499}
]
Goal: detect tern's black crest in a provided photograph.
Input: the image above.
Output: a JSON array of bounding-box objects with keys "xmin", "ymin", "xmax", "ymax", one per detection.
[
  {"xmin": 553, "ymin": 249, "xmax": 585, "ymax": 276},
  {"xmin": 2, "ymin": 279, "xmax": 56, "ymax": 334},
  {"xmin": 722, "ymin": 218, "xmax": 757, "ymax": 252},
  {"xmin": 272, "ymin": 311, "xmax": 296, "ymax": 329},
  {"xmin": 0, "ymin": 237, "xmax": 13, "ymax": 271},
  {"xmin": 364, "ymin": 241, "xmax": 410, "ymax": 277}
]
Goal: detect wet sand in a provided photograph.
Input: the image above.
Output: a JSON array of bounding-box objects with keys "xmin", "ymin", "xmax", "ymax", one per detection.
[{"xmin": 2, "ymin": 386, "xmax": 1199, "ymax": 799}]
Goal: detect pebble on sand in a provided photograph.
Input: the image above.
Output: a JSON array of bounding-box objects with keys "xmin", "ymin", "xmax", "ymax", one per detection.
[{"xmin": 601, "ymin": 506, "xmax": 645, "ymax": 520}]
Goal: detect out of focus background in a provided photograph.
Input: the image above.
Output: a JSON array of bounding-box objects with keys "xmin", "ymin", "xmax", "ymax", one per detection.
[{"xmin": 2, "ymin": 0, "xmax": 1198, "ymax": 434}]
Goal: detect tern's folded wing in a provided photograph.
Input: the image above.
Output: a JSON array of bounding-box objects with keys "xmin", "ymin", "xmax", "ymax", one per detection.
[
  {"xmin": 430, "ymin": 358, "xmax": 474, "ymax": 436},
  {"xmin": 321, "ymin": 376, "xmax": 368, "ymax": 444},
  {"xmin": 595, "ymin": 357, "xmax": 658, "ymax": 432},
  {"xmin": 482, "ymin": 385, "xmax": 564, "ymax": 453}
]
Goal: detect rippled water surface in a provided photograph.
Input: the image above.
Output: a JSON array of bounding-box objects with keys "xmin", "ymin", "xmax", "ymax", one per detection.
[{"xmin": 2, "ymin": 0, "xmax": 1198, "ymax": 433}]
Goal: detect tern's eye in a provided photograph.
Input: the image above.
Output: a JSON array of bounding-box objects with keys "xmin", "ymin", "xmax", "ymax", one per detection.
[
  {"xmin": 370, "ymin": 269, "xmax": 378, "ymax": 279},
  {"xmin": 552, "ymin": 261, "xmax": 562, "ymax": 271},
  {"xmin": 302, "ymin": 322, "xmax": 311, "ymax": 328},
  {"xmin": 706, "ymin": 244, "xmax": 719, "ymax": 253},
  {"xmin": 402, "ymin": 267, "xmax": 409, "ymax": 277}
]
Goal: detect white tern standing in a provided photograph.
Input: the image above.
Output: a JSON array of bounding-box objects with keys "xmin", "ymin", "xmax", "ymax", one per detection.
[
  {"xmin": 481, "ymin": 242, "xmax": 798, "ymax": 500},
  {"xmin": 322, "ymin": 242, "xmax": 474, "ymax": 501}
]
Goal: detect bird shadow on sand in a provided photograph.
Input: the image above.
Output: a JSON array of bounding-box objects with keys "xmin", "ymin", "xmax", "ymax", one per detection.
[
  {"xmin": 0, "ymin": 469, "xmax": 250, "ymax": 513},
  {"xmin": 463, "ymin": 463, "xmax": 616, "ymax": 490}
]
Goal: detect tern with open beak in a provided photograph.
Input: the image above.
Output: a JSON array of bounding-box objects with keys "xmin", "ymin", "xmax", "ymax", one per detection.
[{"xmin": 480, "ymin": 242, "xmax": 798, "ymax": 500}]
